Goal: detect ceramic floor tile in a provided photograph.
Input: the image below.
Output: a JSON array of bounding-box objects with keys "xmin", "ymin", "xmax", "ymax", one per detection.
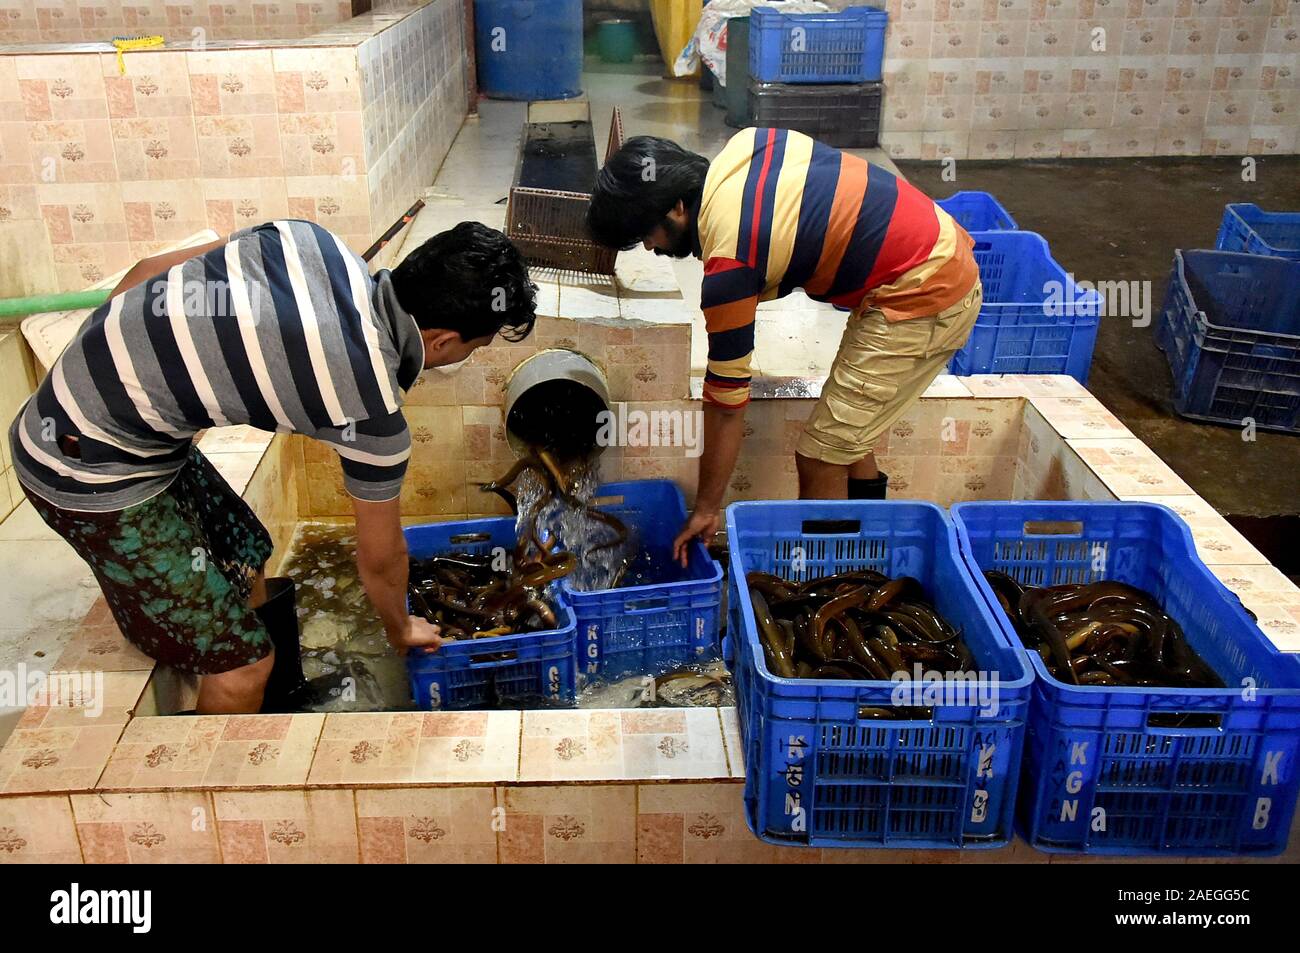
[
  {"xmin": 1126, "ymin": 495, "xmax": 1269, "ymax": 566},
  {"xmin": 196, "ymin": 424, "xmax": 275, "ymax": 455},
  {"xmin": 204, "ymin": 451, "xmax": 265, "ymax": 494},
  {"xmin": 958, "ymin": 374, "xmax": 1091, "ymax": 398},
  {"xmin": 29, "ymin": 670, "xmax": 151, "ymax": 716},
  {"xmin": 922, "ymin": 374, "xmax": 973, "ymax": 398},
  {"xmin": 0, "ymin": 706, "xmax": 128, "ymax": 794},
  {"xmin": 214, "ymin": 789, "xmax": 359, "ymax": 864},
  {"xmin": 355, "ymin": 787, "xmax": 498, "ymax": 863},
  {"xmin": 307, "ymin": 711, "xmax": 520, "ymax": 786},
  {"xmin": 1028, "ymin": 396, "xmax": 1133, "ymax": 440},
  {"xmin": 1067, "ymin": 438, "xmax": 1196, "ymax": 497},
  {"xmin": 52, "ymin": 619, "xmax": 156, "ymax": 674},
  {"xmin": 0, "ymin": 795, "xmax": 82, "ymax": 864},
  {"xmin": 0, "ymin": 501, "xmax": 60, "ymax": 541},
  {"xmin": 99, "ymin": 714, "xmax": 324, "ymax": 791},
  {"xmin": 1209, "ymin": 565, "xmax": 1300, "ymax": 653},
  {"xmin": 498, "ymin": 784, "xmax": 636, "ymax": 863},
  {"xmin": 518, "ymin": 708, "xmax": 729, "ymax": 782},
  {"xmin": 72, "ymin": 791, "xmax": 219, "ymax": 864},
  {"xmin": 0, "ymin": 539, "xmax": 101, "ymax": 643}
]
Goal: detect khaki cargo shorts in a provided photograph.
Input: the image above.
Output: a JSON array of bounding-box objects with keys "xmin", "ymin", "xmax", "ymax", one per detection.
[{"xmin": 796, "ymin": 282, "xmax": 983, "ymax": 466}]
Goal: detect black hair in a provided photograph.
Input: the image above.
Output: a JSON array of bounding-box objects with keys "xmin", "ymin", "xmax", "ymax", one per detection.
[
  {"xmin": 586, "ymin": 136, "xmax": 710, "ymax": 251},
  {"xmin": 390, "ymin": 221, "xmax": 538, "ymax": 342}
]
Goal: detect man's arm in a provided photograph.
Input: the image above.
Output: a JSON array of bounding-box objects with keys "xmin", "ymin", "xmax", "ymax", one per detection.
[
  {"xmin": 109, "ymin": 237, "xmax": 228, "ymax": 299},
  {"xmin": 321, "ymin": 410, "xmax": 442, "ymax": 654},
  {"xmin": 353, "ymin": 495, "xmax": 442, "ymax": 653},
  {"xmin": 672, "ymin": 256, "xmax": 761, "ymax": 564}
]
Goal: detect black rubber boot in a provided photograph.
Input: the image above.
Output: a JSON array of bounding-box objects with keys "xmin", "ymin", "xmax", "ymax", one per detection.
[
  {"xmin": 256, "ymin": 576, "xmax": 315, "ymax": 713},
  {"xmin": 848, "ymin": 472, "xmax": 889, "ymax": 500}
]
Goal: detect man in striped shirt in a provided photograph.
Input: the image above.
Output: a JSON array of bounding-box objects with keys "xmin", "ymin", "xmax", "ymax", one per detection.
[
  {"xmin": 588, "ymin": 129, "xmax": 981, "ymax": 559},
  {"xmin": 9, "ymin": 219, "xmax": 537, "ymax": 713}
]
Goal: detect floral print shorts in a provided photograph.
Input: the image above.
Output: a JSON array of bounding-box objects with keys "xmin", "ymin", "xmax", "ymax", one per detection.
[{"xmin": 28, "ymin": 447, "xmax": 274, "ymax": 675}]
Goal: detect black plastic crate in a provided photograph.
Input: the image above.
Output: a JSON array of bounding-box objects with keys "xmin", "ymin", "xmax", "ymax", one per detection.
[{"xmin": 747, "ymin": 79, "xmax": 882, "ymax": 148}]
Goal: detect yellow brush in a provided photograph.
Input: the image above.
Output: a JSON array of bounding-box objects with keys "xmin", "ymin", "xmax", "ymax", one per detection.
[{"xmin": 111, "ymin": 34, "xmax": 165, "ymax": 75}]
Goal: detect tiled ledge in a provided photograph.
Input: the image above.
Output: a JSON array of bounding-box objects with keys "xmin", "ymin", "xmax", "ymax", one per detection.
[{"xmin": 3, "ymin": 374, "xmax": 1299, "ymax": 862}]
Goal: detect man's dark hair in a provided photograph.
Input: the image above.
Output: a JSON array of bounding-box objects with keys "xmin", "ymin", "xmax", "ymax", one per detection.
[
  {"xmin": 587, "ymin": 136, "xmax": 710, "ymax": 250},
  {"xmin": 391, "ymin": 221, "xmax": 537, "ymax": 342}
]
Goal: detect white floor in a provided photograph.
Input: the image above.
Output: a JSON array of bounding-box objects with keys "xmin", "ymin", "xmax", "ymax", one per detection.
[{"xmin": 0, "ymin": 500, "xmax": 102, "ymax": 741}]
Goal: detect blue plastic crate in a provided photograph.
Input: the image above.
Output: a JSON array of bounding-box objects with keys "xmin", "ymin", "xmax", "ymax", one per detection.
[
  {"xmin": 952, "ymin": 501, "xmax": 1300, "ymax": 856},
  {"xmin": 1216, "ymin": 203, "xmax": 1300, "ymax": 261},
  {"xmin": 936, "ymin": 191, "xmax": 1019, "ymax": 232},
  {"xmin": 948, "ymin": 230, "xmax": 1102, "ymax": 383},
  {"xmin": 1154, "ymin": 249, "xmax": 1300, "ymax": 433},
  {"xmin": 404, "ymin": 517, "xmax": 577, "ymax": 710},
  {"xmin": 725, "ymin": 500, "xmax": 1033, "ymax": 850},
  {"xmin": 749, "ymin": 6, "xmax": 888, "ymax": 84},
  {"xmin": 561, "ymin": 480, "xmax": 722, "ymax": 682}
]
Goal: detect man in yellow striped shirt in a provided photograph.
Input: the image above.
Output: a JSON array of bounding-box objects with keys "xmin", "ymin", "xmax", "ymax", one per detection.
[{"xmin": 588, "ymin": 129, "xmax": 981, "ymax": 558}]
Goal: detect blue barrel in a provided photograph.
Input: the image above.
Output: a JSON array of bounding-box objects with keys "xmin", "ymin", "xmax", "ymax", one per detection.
[{"xmin": 474, "ymin": 0, "xmax": 583, "ymax": 101}]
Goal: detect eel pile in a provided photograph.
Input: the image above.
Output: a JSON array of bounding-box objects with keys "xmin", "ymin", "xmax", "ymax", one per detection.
[
  {"xmin": 746, "ymin": 570, "xmax": 974, "ymax": 681},
  {"xmin": 982, "ymin": 572, "xmax": 1223, "ymax": 688},
  {"xmin": 481, "ymin": 448, "xmax": 631, "ymax": 587},
  {"xmin": 406, "ymin": 449, "xmax": 633, "ymax": 641},
  {"xmin": 408, "ymin": 550, "xmax": 569, "ymax": 641}
]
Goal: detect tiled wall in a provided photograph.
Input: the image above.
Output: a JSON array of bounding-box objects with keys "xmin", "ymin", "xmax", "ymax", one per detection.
[
  {"xmin": 358, "ymin": 0, "xmax": 467, "ymax": 244},
  {"xmin": 0, "ymin": 1, "xmax": 359, "ymax": 44},
  {"xmin": 0, "ymin": 0, "xmax": 466, "ymax": 296},
  {"xmin": 0, "ymin": 330, "xmax": 36, "ymax": 522},
  {"xmin": 877, "ymin": 0, "xmax": 1300, "ymax": 159}
]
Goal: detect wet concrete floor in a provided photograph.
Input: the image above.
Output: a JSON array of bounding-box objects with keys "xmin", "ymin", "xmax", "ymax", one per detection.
[{"xmin": 898, "ymin": 156, "xmax": 1300, "ymax": 529}]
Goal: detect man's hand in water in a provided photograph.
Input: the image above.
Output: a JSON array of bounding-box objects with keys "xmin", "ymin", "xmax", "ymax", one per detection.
[
  {"xmin": 389, "ymin": 616, "xmax": 444, "ymax": 655},
  {"xmin": 673, "ymin": 508, "xmax": 720, "ymax": 567}
]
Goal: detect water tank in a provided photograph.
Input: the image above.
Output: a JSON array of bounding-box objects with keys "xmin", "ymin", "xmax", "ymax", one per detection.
[{"xmin": 474, "ymin": 0, "xmax": 584, "ymax": 101}]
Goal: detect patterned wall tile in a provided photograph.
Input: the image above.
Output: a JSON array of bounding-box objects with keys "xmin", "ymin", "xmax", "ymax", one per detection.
[
  {"xmin": 214, "ymin": 789, "xmax": 359, "ymax": 863},
  {"xmin": 72, "ymin": 790, "xmax": 219, "ymax": 863},
  {"xmin": 0, "ymin": 795, "xmax": 82, "ymax": 864},
  {"xmin": 355, "ymin": 786, "xmax": 497, "ymax": 863},
  {"xmin": 498, "ymin": 784, "xmax": 636, "ymax": 864}
]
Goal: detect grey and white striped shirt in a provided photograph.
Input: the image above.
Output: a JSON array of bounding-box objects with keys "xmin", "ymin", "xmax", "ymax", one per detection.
[{"xmin": 9, "ymin": 219, "xmax": 424, "ymax": 512}]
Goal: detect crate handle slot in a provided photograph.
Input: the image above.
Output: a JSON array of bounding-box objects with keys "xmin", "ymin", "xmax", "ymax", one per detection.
[
  {"xmin": 857, "ymin": 705, "xmax": 934, "ymax": 722},
  {"xmin": 468, "ymin": 650, "xmax": 520, "ymax": 666},
  {"xmin": 1146, "ymin": 711, "xmax": 1223, "ymax": 731},
  {"xmin": 594, "ymin": 494, "xmax": 625, "ymax": 507},
  {"xmin": 449, "ymin": 532, "xmax": 493, "ymax": 545},
  {"xmin": 801, "ymin": 518, "xmax": 861, "ymax": 536},
  {"xmin": 1022, "ymin": 520, "xmax": 1084, "ymax": 537},
  {"xmin": 625, "ymin": 596, "xmax": 671, "ymax": 613}
]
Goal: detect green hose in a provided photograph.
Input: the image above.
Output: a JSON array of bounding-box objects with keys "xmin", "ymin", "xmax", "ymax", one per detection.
[{"xmin": 0, "ymin": 289, "xmax": 112, "ymax": 320}]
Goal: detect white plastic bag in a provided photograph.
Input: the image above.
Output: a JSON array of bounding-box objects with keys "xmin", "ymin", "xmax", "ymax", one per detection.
[{"xmin": 671, "ymin": 0, "xmax": 829, "ymax": 84}]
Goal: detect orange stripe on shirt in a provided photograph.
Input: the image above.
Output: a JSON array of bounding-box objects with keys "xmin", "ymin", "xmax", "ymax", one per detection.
[
  {"xmin": 703, "ymin": 296, "xmax": 760, "ymax": 334},
  {"xmin": 804, "ymin": 154, "xmax": 867, "ymax": 298}
]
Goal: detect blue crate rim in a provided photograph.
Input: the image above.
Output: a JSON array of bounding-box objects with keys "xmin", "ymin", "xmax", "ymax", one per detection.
[
  {"xmin": 950, "ymin": 499, "xmax": 1300, "ymax": 699},
  {"xmin": 726, "ymin": 499, "xmax": 1034, "ymax": 696},
  {"xmin": 558, "ymin": 478, "xmax": 724, "ymax": 599},
  {"xmin": 403, "ymin": 515, "xmax": 577, "ymax": 662},
  {"xmin": 1221, "ymin": 202, "xmax": 1300, "ymax": 256},
  {"xmin": 1173, "ymin": 248, "xmax": 1300, "ymax": 343},
  {"xmin": 969, "ymin": 229, "xmax": 1105, "ymax": 313}
]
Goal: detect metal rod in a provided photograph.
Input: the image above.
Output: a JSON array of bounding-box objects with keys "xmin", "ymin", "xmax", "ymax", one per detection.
[{"xmin": 362, "ymin": 199, "xmax": 426, "ymax": 263}]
